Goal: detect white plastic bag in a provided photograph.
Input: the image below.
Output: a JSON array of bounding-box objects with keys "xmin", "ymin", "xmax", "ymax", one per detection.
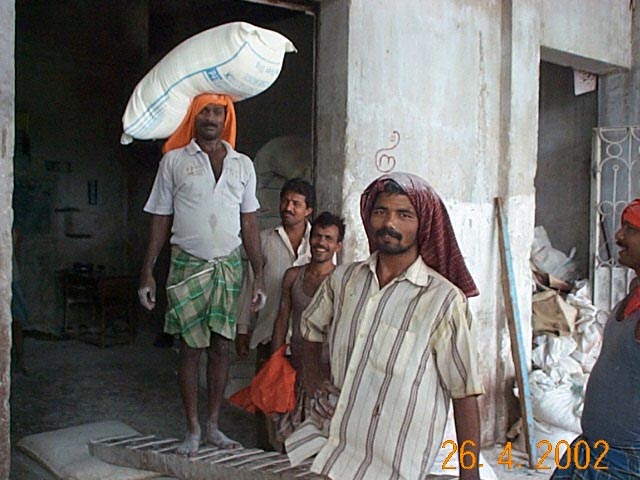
[
  {"xmin": 529, "ymin": 370, "xmax": 584, "ymax": 433},
  {"xmin": 531, "ymin": 226, "xmax": 578, "ymax": 283},
  {"xmin": 509, "ymin": 418, "xmax": 580, "ymax": 462},
  {"xmin": 121, "ymin": 22, "xmax": 296, "ymax": 144}
]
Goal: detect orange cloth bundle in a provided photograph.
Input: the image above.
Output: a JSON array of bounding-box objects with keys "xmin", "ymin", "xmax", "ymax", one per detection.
[
  {"xmin": 162, "ymin": 93, "xmax": 237, "ymax": 153},
  {"xmin": 229, "ymin": 345, "xmax": 296, "ymax": 415}
]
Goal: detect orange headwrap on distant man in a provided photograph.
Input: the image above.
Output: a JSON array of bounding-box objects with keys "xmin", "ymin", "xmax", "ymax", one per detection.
[
  {"xmin": 162, "ymin": 93, "xmax": 237, "ymax": 154},
  {"xmin": 620, "ymin": 199, "xmax": 640, "ymax": 317},
  {"xmin": 622, "ymin": 198, "xmax": 640, "ymax": 229}
]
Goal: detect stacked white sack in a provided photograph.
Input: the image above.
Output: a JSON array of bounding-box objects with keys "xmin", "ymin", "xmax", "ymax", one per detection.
[
  {"xmin": 511, "ymin": 281, "xmax": 607, "ymax": 455},
  {"xmin": 121, "ymin": 22, "xmax": 296, "ymax": 144}
]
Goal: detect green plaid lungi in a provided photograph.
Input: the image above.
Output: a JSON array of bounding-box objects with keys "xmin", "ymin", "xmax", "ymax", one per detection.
[
  {"xmin": 164, "ymin": 247, "xmax": 243, "ymax": 348},
  {"xmin": 550, "ymin": 435, "xmax": 640, "ymax": 479}
]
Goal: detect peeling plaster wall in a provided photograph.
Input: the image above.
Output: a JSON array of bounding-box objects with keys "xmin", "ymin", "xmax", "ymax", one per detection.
[
  {"xmin": 0, "ymin": 1, "xmax": 15, "ymax": 474},
  {"xmin": 314, "ymin": 0, "xmax": 349, "ymax": 216},
  {"xmin": 315, "ymin": 0, "xmax": 633, "ymax": 443}
]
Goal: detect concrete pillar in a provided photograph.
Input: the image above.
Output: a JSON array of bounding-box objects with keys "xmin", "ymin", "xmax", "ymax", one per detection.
[
  {"xmin": 314, "ymin": 0, "xmax": 349, "ymax": 224},
  {"xmin": 0, "ymin": 1, "xmax": 15, "ymax": 477},
  {"xmin": 599, "ymin": 5, "xmax": 640, "ymax": 126}
]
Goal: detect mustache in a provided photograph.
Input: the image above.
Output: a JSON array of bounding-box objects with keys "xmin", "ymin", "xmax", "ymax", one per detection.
[{"xmin": 375, "ymin": 227, "xmax": 402, "ymax": 240}]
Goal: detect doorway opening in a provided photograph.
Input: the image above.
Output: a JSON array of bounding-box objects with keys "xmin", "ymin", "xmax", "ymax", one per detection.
[
  {"xmin": 11, "ymin": 2, "xmax": 316, "ymax": 475},
  {"xmin": 535, "ymin": 61, "xmax": 597, "ymax": 281},
  {"xmin": 13, "ymin": 0, "xmax": 316, "ymax": 335}
]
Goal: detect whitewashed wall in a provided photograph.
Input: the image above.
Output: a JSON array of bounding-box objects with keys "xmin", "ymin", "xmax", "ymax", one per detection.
[
  {"xmin": 541, "ymin": 0, "xmax": 632, "ymax": 72},
  {"xmin": 315, "ymin": 0, "xmax": 633, "ymax": 442}
]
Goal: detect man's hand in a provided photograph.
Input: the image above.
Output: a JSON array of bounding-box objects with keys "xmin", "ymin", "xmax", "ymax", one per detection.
[
  {"xmin": 251, "ymin": 275, "xmax": 266, "ymax": 312},
  {"xmin": 310, "ymin": 381, "xmax": 340, "ymax": 420},
  {"xmin": 235, "ymin": 333, "xmax": 250, "ymax": 358},
  {"xmin": 138, "ymin": 273, "xmax": 157, "ymax": 310}
]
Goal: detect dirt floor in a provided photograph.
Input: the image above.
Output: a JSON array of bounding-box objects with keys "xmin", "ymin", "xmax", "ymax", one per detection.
[{"xmin": 9, "ymin": 325, "xmax": 549, "ymax": 480}]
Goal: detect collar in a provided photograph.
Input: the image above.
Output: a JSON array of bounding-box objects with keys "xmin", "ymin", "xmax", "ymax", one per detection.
[
  {"xmin": 274, "ymin": 221, "xmax": 311, "ymax": 256},
  {"xmin": 364, "ymin": 252, "xmax": 433, "ymax": 287},
  {"xmin": 185, "ymin": 139, "xmax": 236, "ymax": 157}
]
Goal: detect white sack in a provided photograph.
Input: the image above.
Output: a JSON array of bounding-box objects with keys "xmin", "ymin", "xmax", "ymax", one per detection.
[
  {"xmin": 531, "ymin": 226, "xmax": 578, "ymax": 283},
  {"xmin": 529, "ymin": 369, "xmax": 584, "ymax": 433},
  {"xmin": 122, "ymin": 22, "xmax": 296, "ymax": 144},
  {"xmin": 532, "ymin": 334, "xmax": 577, "ymax": 371},
  {"xmin": 510, "ymin": 418, "xmax": 580, "ymax": 463}
]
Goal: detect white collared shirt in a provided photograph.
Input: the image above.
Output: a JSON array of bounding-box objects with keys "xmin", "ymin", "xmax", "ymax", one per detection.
[
  {"xmin": 236, "ymin": 223, "xmax": 311, "ymax": 348},
  {"xmin": 144, "ymin": 139, "xmax": 260, "ymax": 261}
]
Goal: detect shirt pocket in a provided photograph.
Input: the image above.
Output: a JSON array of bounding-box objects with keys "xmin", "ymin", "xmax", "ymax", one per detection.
[
  {"xmin": 222, "ymin": 167, "xmax": 245, "ymax": 204},
  {"xmin": 368, "ymin": 321, "xmax": 418, "ymax": 377}
]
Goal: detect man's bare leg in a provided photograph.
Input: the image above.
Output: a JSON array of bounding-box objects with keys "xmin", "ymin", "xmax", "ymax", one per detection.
[
  {"xmin": 204, "ymin": 334, "xmax": 241, "ymax": 449},
  {"xmin": 176, "ymin": 340, "xmax": 203, "ymax": 456}
]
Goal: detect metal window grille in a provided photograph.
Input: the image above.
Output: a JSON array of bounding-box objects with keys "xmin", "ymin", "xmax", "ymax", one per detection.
[{"xmin": 591, "ymin": 126, "xmax": 640, "ymax": 312}]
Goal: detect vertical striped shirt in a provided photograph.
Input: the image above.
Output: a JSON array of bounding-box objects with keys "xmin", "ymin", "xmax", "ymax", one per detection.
[{"xmin": 285, "ymin": 253, "xmax": 484, "ymax": 480}]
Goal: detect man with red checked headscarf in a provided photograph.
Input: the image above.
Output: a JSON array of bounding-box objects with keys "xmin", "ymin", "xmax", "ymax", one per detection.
[
  {"xmin": 550, "ymin": 200, "xmax": 640, "ymax": 479},
  {"xmin": 139, "ymin": 93, "xmax": 265, "ymax": 455},
  {"xmin": 285, "ymin": 172, "xmax": 484, "ymax": 480}
]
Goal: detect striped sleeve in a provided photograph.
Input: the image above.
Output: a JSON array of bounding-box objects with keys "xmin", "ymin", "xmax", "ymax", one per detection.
[{"xmin": 434, "ymin": 294, "xmax": 485, "ymax": 398}]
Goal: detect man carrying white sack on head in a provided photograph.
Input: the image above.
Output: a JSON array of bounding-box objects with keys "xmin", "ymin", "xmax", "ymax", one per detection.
[{"xmin": 139, "ymin": 93, "xmax": 266, "ymax": 456}]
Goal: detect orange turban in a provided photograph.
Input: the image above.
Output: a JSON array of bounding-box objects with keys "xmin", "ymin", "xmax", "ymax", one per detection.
[
  {"xmin": 162, "ymin": 93, "xmax": 237, "ymax": 153},
  {"xmin": 622, "ymin": 198, "xmax": 640, "ymax": 229},
  {"xmin": 621, "ymin": 199, "xmax": 640, "ymax": 317}
]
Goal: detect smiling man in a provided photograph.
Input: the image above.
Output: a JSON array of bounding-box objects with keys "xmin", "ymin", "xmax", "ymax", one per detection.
[
  {"xmin": 550, "ymin": 199, "xmax": 640, "ymax": 479},
  {"xmin": 139, "ymin": 93, "xmax": 265, "ymax": 455},
  {"xmin": 270, "ymin": 211, "xmax": 345, "ymax": 447},
  {"xmin": 236, "ymin": 177, "xmax": 315, "ymax": 449},
  {"xmin": 285, "ymin": 172, "xmax": 484, "ymax": 480}
]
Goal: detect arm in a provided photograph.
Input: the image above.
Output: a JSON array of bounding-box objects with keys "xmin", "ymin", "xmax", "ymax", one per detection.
[
  {"xmin": 138, "ymin": 214, "xmax": 172, "ymax": 310},
  {"xmin": 452, "ymin": 395, "xmax": 481, "ymax": 480},
  {"xmin": 271, "ymin": 268, "xmax": 298, "ymax": 353},
  {"xmin": 304, "ymin": 340, "xmax": 339, "ymax": 419},
  {"xmin": 240, "ymin": 211, "xmax": 265, "ymax": 311}
]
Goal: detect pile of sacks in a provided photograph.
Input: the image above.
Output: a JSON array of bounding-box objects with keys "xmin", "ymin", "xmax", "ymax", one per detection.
[{"xmin": 511, "ymin": 227, "xmax": 608, "ymax": 452}]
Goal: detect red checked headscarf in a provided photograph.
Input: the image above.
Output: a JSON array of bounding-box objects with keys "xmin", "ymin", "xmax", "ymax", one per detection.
[
  {"xmin": 360, "ymin": 172, "xmax": 479, "ymax": 297},
  {"xmin": 162, "ymin": 93, "xmax": 237, "ymax": 153},
  {"xmin": 621, "ymin": 199, "xmax": 640, "ymax": 317}
]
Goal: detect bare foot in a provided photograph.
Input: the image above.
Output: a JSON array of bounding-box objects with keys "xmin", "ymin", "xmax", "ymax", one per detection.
[
  {"xmin": 175, "ymin": 428, "xmax": 201, "ymax": 456},
  {"xmin": 204, "ymin": 427, "xmax": 242, "ymax": 450}
]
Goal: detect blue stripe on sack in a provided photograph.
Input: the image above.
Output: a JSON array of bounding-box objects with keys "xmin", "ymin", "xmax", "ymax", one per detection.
[{"xmin": 126, "ymin": 42, "xmax": 253, "ymax": 137}]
